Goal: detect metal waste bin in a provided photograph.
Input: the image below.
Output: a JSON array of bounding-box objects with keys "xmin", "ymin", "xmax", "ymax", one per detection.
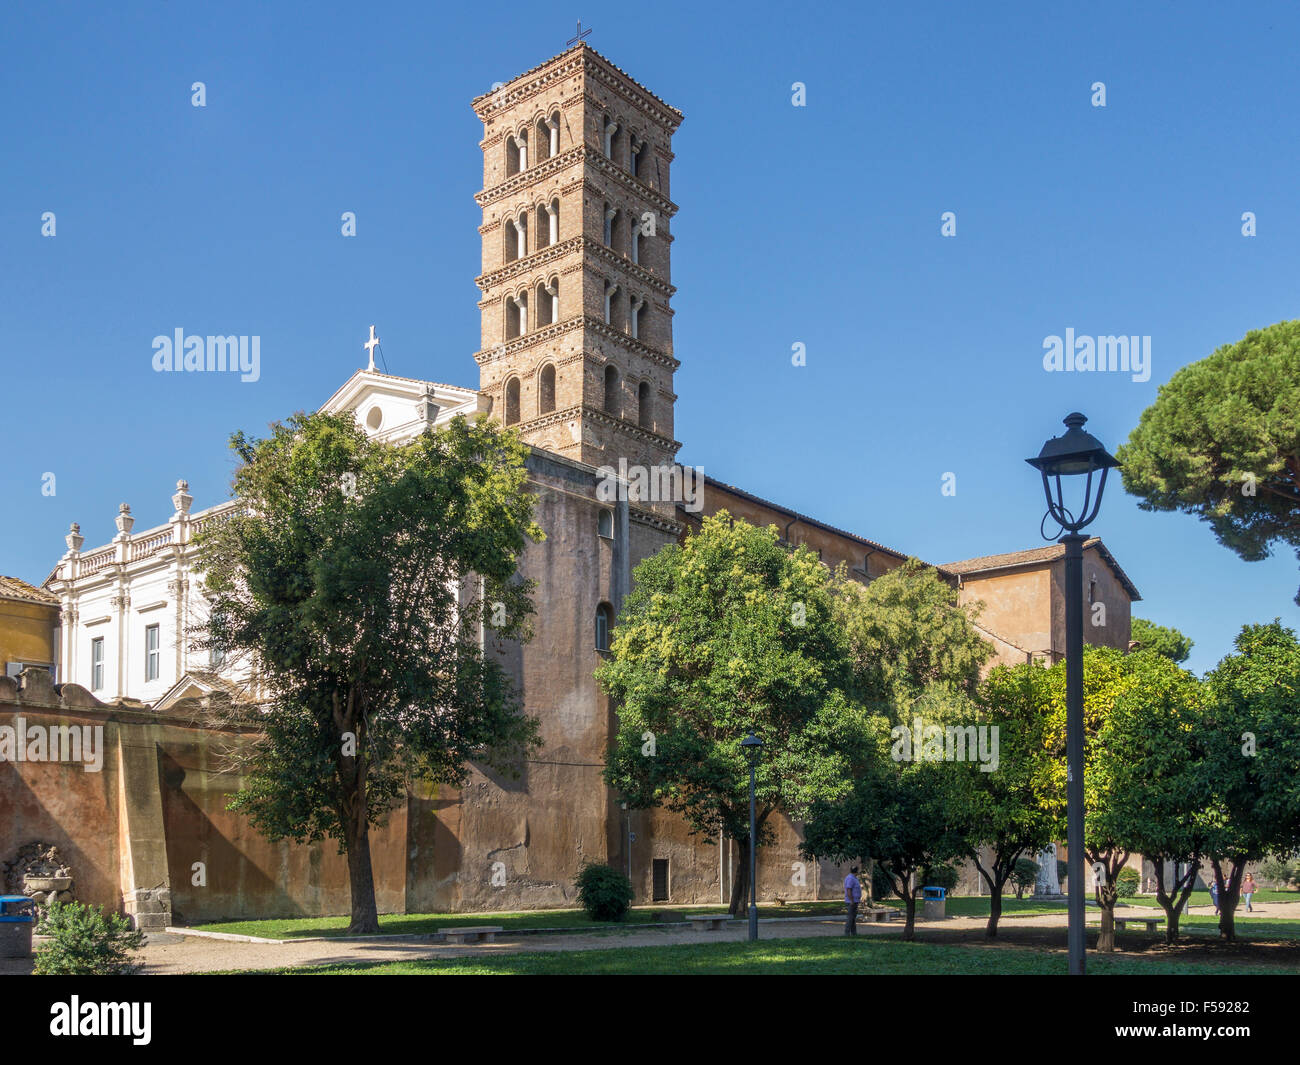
[
  {"xmin": 0, "ymin": 896, "xmax": 36, "ymax": 959},
  {"xmin": 922, "ymin": 886, "xmax": 947, "ymax": 920}
]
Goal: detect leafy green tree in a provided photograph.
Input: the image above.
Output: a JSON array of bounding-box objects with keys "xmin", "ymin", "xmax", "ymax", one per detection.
[
  {"xmin": 970, "ymin": 662, "xmax": 1063, "ymax": 936},
  {"xmin": 1130, "ymin": 617, "xmax": 1194, "ymax": 664},
  {"xmin": 803, "ymin": 560, "xmax": 991, "ymax": 939},
  {"xmin": 196, "ymin": 410, "xmax": 543, "ymax": 933},
  {"xmin": 1010, "ymin": 857, "xmax": 1039, "ymax": 900},
  {"xmin": 803, "ymin": 750, "xmax": 971, "ymax": 941},
  {"xmin": 1017, "ymin": 648, "xmax": 1205, "ymax": 950},
  {"xmin": 1117, "ymin": 319, "xmax": 1300, "ymax": 604},
  {"xmin": 1200, "ymin": 621, "xmax": 1300, "ymax": 940},
  {"xmin": 597, "ymin": 513, "xmax": 871, "ymax": 916},
  {"xmin": 1096, "ymin": 652, "xmax": 1207, "ymax": 944},
  {"xmin": 834, "ymin": 558, "xmax": 992, "ymax": 711}
]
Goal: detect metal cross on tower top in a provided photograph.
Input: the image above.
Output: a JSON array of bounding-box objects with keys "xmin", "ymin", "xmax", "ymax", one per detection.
[
  {"xmin": 363, "ymin": 324, "xmax": 380, "ymax": 371},
  {"xmin": 566, "ymin": 19, "xmax": 592, "ymax": 48}
]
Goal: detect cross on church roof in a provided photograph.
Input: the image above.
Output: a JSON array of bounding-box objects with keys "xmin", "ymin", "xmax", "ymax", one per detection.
[
  {"xmin": 363, "ymin": 324, "xmax": 380, "ymax": 371},
  {"xmin": 566, "ymin": 19, "xmax": 592, "ymax": 48}
]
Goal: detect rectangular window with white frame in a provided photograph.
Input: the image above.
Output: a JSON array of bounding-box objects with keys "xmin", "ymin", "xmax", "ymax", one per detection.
[
  {"xmin": 91, "ymin": 637, "xmax": 104, "ymax": 691},
  {"xmin": 145, "ymin": 623, "xmax": 160, "ymax": 682}
]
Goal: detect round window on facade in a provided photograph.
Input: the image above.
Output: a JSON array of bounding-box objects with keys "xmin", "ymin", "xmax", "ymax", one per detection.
[{"xmin": 366, "ymin": 406, "xmax": 383, "ymax": 431}]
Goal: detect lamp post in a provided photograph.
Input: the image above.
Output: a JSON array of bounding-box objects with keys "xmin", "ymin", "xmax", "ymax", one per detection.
[
  {"xmin": 1026, "ymin": 412, "xmax": 1119, "ymax": 977},
  {"xmin": 741, "ymin": 731, "xmax": 764, "ymax": 941}
]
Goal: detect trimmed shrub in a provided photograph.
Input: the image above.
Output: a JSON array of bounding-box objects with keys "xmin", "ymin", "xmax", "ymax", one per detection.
[
  {"xmin": 1116, "ymin": 866, "xmax": 1141, "ymax": 898},
  {"xmin": 575, "ymin": 862, "xmax": 634, "ymax": 922},
  {"xmin": 33, "ymin": 900, "xmax": 145, "ymax": 976},
  {"xmin": 1057, "ymin": 859, "xmax": 1068, "ymax": 886}
]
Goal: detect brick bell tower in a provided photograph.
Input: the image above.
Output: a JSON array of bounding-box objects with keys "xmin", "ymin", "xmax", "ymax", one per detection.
[{"xmin": 472, "ymin": 44, "xmax": 683, "ymax": 472}]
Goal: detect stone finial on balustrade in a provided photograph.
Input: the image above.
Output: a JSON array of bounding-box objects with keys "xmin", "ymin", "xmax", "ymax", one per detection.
[
  {"xmin": 172, "ymin": 479, "xmax": 193, "ymax": 520},
  {"xmin": 64, "ymin": 522, "xmax": 84, "ymax": 555},
  {"xmin": 114, "ymin": 503, "xmax": 135, "ymax": 538}
]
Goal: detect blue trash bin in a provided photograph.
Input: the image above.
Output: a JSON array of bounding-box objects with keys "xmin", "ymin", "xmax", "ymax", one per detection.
[
  {"xmin": 0, "ymin": 896, "xmax": 36, "ymax": 959},
  {"xmin": 922, "ymin": 886, "xmax": 947, "ymax": 920}
]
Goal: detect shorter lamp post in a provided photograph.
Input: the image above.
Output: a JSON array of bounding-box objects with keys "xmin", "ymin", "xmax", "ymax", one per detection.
[
  {"xmin": 741, "ymin": 731, "xmax": 763, "ymax": 941},
  {"xmin": 1026, "ymin": 412, "xmax": 1119, "ymax": 977}
]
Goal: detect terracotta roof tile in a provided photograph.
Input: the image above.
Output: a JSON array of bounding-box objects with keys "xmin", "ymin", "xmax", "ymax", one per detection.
[
  {"xmin": 940, "ymin": 538, "xmax": 1141, "ymax": 601},
  {"xmin": 0, "ymin": 575, "xmax": 59, "ymax": 605}
]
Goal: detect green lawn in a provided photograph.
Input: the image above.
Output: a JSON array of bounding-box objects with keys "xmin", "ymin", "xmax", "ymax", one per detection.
[
  {"xmin": 1123, "ymin": 889, "xmax": 1298, "ymax": 907},
  {"xmin": 192, "ymin": 891, "xmax": 1297, "ymax": 941},
  {"xmin": 192, "ymin": 901, "xmax": 847, "ymax": 939},
  {"xmin": 231, "ymin": 935, "xmax": 1293, "ymax": 975}
]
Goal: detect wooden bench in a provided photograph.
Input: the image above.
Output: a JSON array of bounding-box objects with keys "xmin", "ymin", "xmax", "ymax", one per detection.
[
  {"xmin": 1113, "ymin": 916, "xmax": 1164, "ymax": 933},
  {"xmin": 439, "ymin": 926, "xmax": 503, "ymax": 944},
  {"xmin": 688, "ymin": 914, "xmax": 732, "ymax": 931}
]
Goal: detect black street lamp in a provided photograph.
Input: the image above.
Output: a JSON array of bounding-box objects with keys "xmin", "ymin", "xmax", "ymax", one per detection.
[
  {"xmin": 741, "ymin": 731, "xmax": 764, "ymax": 941},
  {"xmin": 1027, "ymin": 412, "xmax": 1119, "ymax": 977}
]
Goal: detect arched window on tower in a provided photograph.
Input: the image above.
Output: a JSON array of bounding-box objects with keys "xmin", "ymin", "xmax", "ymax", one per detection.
[
  {"xmin": 548, "ymin": 111, "xmax": 561, "ymax": 156},
  {"xmin": 539, "ymin": 364, "xmax": 556, "ymax": 415},
  {"xmin": 603, "ymin": 203, "xmax": 617, "ymax": 247},
  {"xmin": 505, "ymin": 214, "xmax": 527, "ymax": 263},
  {"xmin": 505, "ymin": 292, "xmax": 527, "ymax": 340},
  {"xmin": 604, "ymin": 364, "xmax": 620, "ymax": 416},
  {"xmin": 547, "ymin": 198, "xmax": 559, "ymax": 245},
  {"xmin": 630, "ymin": 295, "xmax": 645, "ymax": 340},
  {"xmin": 535, "ymin": 204, "xmax": 550, "ymax": 249},
  {"xmin": 517, "ymin": 129, "xmax": 528, "ymax": 170},
  {"xmin": 603, "ymin": 280, "xmax": 619, "ymax": 326},
  {"xmin": 535, "ymin": 280, "xmax": 557, "ymax": 326},
  {"xmin": 598, "ymin": 509, "xmax": 614, "ymax": 538},
  {"xmin": 638, "ymin": 381, "xmax": 652, "ymax": 430},
  {"xmin": 631, "ymin": 136, "xmax": 648, "ymax": 179},
  {"xmin": 504, "ymin": 377, "xmax": 520, "ymax": 425},
  {"xmin": 631, "ymin": 222, "xmax": 640, "ymax": 265},
  {"xmin": 535, "ymin": 278, "xmax": 558, "ymax": 325},
  {"xmin": 505, "ymin": 135, "xmax": 519, "ymax": 177},
  {"xmin": 535, "ymin": 116, "xmax": 552, "ymax": 160},
  {"xmin": 595, "ymin": 602, "xmax": 613, "ymax": 651},
  {"xmin": 602, "ymin": 114, "xmax": 619, "ymax": 159}
]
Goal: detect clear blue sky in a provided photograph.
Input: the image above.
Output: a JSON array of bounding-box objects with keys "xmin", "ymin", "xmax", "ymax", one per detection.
[{"xmin": 4, "ymin": 0, "xmax": 1298, "ymax": 675}]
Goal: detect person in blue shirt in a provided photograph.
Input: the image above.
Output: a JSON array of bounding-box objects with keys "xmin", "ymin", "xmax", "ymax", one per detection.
[{"xmin": 844, "ymin": 866, "xmax": 863, "ymax": 936}]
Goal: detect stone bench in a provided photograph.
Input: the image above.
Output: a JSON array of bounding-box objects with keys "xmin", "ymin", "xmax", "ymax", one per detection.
[
  {"xmin": 439, "ymin": 926, "xmax": 503, "ymax": 944},
  {"xmin": 688, "ymin": 914, "xmax": 732, "ymax": 931},
  {"xmin": 865, "ymin": 908, "xmax": 894, "ymax": 923},
  {"xmin": 1113, "ymin": 916, "xmax": 1164, "ymax": 933}
]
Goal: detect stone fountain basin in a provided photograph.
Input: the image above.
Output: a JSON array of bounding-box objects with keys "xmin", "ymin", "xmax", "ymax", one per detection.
[{"xmin": 23, "ymin": 877, "xmax": 72, "ymax": 892}]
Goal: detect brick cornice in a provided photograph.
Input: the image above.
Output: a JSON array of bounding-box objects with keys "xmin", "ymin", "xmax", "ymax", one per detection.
[
  {"xmin": 473, "ymin": 316, "xmax": 680, "ymax": 372},
  {"xmin": 476, "ymin": 236, "xmax": 675, "ymax": 297},
  {"xmin": 629, "ymin": 505, "xmax": 685, "ymax": 535},
  {"xmin": 581, "ymin": 407, "xmax": 680, "ymax": 453},
  {"xmin": 476, "ymin": 146, "xmax": 677, "ymax": 216},
  {"xmin": 471, "ymin": 45, "xmax": 683, "ymax": 132}
]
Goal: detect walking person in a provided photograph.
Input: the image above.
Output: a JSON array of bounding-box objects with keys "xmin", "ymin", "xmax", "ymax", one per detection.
[
  {"xmin": 1209, "ymin": 875, "xmax": 1220, "ymax": 916},
  {"xmin": 844, "ymin": 866, "xmax": 862, "ymax": 936},
  {"xmin": 1242, "ymin": 873, "xmax": 1257, "ymax": 913}
]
